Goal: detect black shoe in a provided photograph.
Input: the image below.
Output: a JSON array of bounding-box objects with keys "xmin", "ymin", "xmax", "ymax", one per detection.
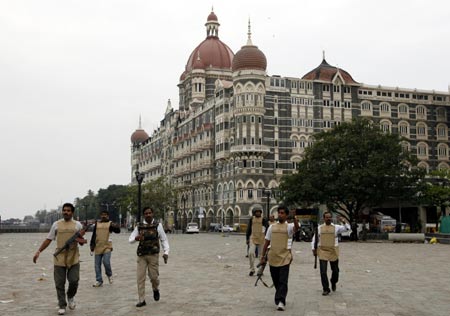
[
  {"xmin": 331, "ymin": 282, "xmax": 336, "ymax": 292},
  {"xmin": 136, "ymin": 301, "xmax": 146, "ymax": 307},
  {"xmin": 153, "ymin": 290, "xmax": 160, "ymax": 301},
  {"xmin": 322, "ymin": 289, "xmax": 331, "ymax": 296},
  {"xmin": 249, "ymin": 271, "xmax": 255, "ymax": 276}
]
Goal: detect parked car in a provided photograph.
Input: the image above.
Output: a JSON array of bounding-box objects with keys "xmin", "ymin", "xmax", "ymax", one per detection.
[
  {"xmin": 221, "ymin": 225, "xmax": 233, "ymax": 232},
  {"xmin": 186, "ymin": 222, "xmax": 199, "ymax": 234}
]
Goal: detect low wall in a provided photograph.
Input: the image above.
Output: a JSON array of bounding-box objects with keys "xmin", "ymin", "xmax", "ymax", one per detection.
[
  {"xmin": 0, "ymin": 227, "xmax": 49, "ymax": 233},
  {"xmin": 388, "ymin": 233, "xmax": 425, "ymax": 242}
]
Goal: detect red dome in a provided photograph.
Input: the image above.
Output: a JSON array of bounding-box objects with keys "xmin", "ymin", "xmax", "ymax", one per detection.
[
  {"xmin": 232, "ymin": 44, "xmax": 267, "ymax": 71},
  {"xmin": 207, "ymin": 12, "xmax": 218, "ymax": 22},
  {"xmin": 179, "ymin": 70, "xmax": 187, "ymax": 81},
  {"xmin": 130, "ymin": 129, "xmax": 149, "ymax": 144},
  {"xmin": 302, "ymin": 59, "xmax": 358, "ymax": 84},
  {"xmin": 186, "ymin": 37, "xmax": 234, "ymax": 71},
  {"xmin": 192, "ymin": 55, "xmax": 205, "ymax": 69}
]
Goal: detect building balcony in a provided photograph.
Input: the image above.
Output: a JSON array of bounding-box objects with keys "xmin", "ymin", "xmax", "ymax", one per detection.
[{"xmin": 230, "ymin": 144, "xmax": 270, "ymax": 155}]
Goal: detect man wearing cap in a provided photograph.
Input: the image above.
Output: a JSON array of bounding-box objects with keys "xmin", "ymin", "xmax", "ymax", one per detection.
[{"xmin": 246, "ymin": 205, "xmax": 268, "ymax": 276}]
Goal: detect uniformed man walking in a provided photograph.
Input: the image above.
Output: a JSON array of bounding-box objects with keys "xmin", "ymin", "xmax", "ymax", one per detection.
[
  {"xmin": 129, "ymin": 207, "xmax": 169, "ymax": 308},
  {"xmin": 311, "ymin": 211, "xmax": 350, "ymax": 295}
]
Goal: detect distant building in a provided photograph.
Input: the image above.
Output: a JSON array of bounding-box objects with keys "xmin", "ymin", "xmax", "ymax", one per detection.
[{"xmin": 130, "ymin": 10, "xmax": 450, "ymax": 230}]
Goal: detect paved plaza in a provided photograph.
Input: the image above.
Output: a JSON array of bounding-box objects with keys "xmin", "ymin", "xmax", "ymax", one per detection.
[{"xmin": 0, "ymin": 231, "xmax": 449, "ymax": 316}]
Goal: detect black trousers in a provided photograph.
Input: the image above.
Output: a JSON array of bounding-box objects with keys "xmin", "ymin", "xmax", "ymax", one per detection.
[
  {"xmin": 269, "ymin": 264, "xmax": 290, "ymax": 305},
  {"xmin": 319, "ymin": 259, "xmax": 339, "ymax": 291},
  {"xmin": 54, "ymin": 263, "xmax": 80, "ymax": 308}
]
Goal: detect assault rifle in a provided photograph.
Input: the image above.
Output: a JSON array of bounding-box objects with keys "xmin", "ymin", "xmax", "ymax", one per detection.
[
  {"xmin": 254, "ymin": 252, "xmax": 273, "ymax": 288},
  {"xmin": 53, "ymin": 226, "xmax": 88, "ymax": 257},
  {"xmin": 313, "ymin": 223, "xmax": 319, "ymax": 269}
]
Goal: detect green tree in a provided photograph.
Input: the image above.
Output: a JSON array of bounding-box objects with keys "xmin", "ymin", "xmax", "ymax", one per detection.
[
  {"xmin": 127, "ymin": 177, "xmax": 177, "ymax": 221},
  {"xmin": 280, "ymin": 118, "xmax": 424, "ymax": 231},
  {"xmin": 419, "ymin": 169, "xmax": 450, "ymax": 231},
  {"xmin": 97, "ymin": 184, "xmax": 129, "ymax": 223}
]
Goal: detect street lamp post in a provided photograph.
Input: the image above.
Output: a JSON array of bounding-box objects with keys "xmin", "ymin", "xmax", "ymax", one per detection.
[
  {"xmin": 263, "ymin": 188, "xmax": 272, "ymax": 220},
  {"xmin": 181, "ymin": 195, "xmax": 187, "ymax": 233},
  {"xmin": 135, "ymin": 171, "xmax": 145, "ymax": 223}
]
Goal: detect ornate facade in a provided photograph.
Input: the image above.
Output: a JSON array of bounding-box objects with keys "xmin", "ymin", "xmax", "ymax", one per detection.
[{"xmin": 130, "ymin": 10, "xmax": 450, "ymax": 230}]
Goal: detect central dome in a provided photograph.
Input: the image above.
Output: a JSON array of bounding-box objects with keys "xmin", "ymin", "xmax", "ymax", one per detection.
[{"xmin": 184, "ymin": 11, "xmax": 234, "ymax": 72}]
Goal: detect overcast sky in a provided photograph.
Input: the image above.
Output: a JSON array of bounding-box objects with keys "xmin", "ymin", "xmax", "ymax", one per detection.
[{"xmin": 1, "ymin": 0, "xmax": 449, "ymax": 220}]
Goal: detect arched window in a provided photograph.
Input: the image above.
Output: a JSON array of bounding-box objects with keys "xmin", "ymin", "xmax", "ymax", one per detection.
[
  {"xmin": 380, "ymin": 120, "xmax": 391, "ymax": 133},
  {"xmin": 379, "ymin": 102, "xmax": 391, "ymax": 117},
  {"xmin": 416, "ymin": 122, "xmax": 427, "ymax": 138},
  {"xmin": 398, "ymin": 104, "xmax": 409, "ymax": 117},
  {"xmin": 436, "ymin": 108, "xmax": 446, "ymax": 121},
  {"xmin": 416, "ymin": 142, "xmax": 428, "ymax": 157},
  {"xmin": 438, "ymin": 144, "xmax": 448, "ymax": 159},
  {"xmin": 418, "ymin": 162, "xmax": 429, "ymax": 173},
  {"xmin": 416, "ymin": 105, "xmax": 427, "ymax": 119},
  {"xmin": 401, "ymin": 141, "xmax": 410, "ymax": 153},
  {"xmin": 361, "ymin": 101, "xmax": 372, "ymax": 111},
  {"xmin": 436, "ymin": 124, "xmax": 448, "ymax": 139},
  {"xmin": 398, "ymin": 121, "xmax": 409, "ymax": 137}
]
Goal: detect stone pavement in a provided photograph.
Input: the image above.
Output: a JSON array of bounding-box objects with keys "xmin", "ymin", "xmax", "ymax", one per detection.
[{"xmin": 1, "ymin": 231, "xmax": 449, "ymax": 316}]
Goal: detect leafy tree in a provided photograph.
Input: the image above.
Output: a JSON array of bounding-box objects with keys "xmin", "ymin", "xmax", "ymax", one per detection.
[
  {"xmin": 419, "ymin": 169, "xmax": 450, "ymax": 230},
  {"xmin": 127, "ymin": 177, "xmax": 177, "ymax": 221},
  {"xmin": 97, "ymin": 184, "xmax": 129, "ymax": 223},
  {"xmin": 280, "ymin": 118, "xmax": 424, "ymax": 233}
]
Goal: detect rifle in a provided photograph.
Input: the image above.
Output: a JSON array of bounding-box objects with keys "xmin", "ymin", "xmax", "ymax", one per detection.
[
  {"xmin": 53, "ymin": 226, "xmax": 88, "ymax": 257},
  {"xmin": 313, "ymin": 223, "xmax": 319, "ymax": 269},
  {"xmin": 254, "ymin": 252, "xmax": 273, "ymax": 288}
]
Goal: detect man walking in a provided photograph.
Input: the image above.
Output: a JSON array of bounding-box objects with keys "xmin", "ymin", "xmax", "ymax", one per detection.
[
  {"xmin": 129, "ymin": 207, "xmax": 169, "ymax": 308},
  {"xmin": 311, "ymin": 211, "xmax": 350, "ymax": 295},
  {"xmin": 90, "ymin": 210, "xmax": 121, "ymax": 287},
  {"xmin": 260, "ymin": 205, "xmax": 298, "ymax": 311},
  {"xmin": 246, "ymin": 205, "xmax": 267, "ymax": 276},
  {"xmin": 33, "ymin": 203, "xmax": 86, "ymax": 315}
]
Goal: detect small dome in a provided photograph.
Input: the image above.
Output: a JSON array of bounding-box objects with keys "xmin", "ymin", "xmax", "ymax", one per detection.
[
  {"xmin": 131, "ymin": 129, "xmax": 149, "ymax": 144},
  {"xmin": 179, "ymin": 70, "xmax": 187, "ymax": 81},
  {"xmin": 302, "ymin": 58, "xmax": 358, "ymax": 84},
  {"xmin": 207, "ymin": 11, "xmax": 218, "ymax": 22},
  {"xmin": 232, "ymin": 20, "xmax": 267, "ymax": 72},
  {"xmin": 232, "ymin": 45, "xmax": 267, "ymax": 71}
]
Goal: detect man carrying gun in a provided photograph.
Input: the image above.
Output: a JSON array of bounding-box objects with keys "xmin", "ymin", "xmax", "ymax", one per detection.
[
  {"xmin": 33, "ymin": 203, "xmax": 87, "ymax": 315},
  {"xmin": 311, "ymin": 211, "xmax": 350, "ymax": 296},
  {"xmin": 260, "ymin": 205, "xmax": 298, "ymax": 311}
]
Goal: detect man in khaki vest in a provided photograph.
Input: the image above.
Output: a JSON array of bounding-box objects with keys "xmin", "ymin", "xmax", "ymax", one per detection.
[
  {"xmin": 90, "ymin": 210, "xmax": 121, "ymax": 287},
  {"xmin": 246, "ymin": 205, "xmax": 268, "ymax": 276},
  {"xmin": 33, "ymin": 203, "xmax": 87, "ymax": 315},
  {"xmin": 311, "ymin": 211, "xmax": 350, "ymax": 296},
  {"xmin": 260, "ymin": 205, "xmax": 298, "ymax": 311}
]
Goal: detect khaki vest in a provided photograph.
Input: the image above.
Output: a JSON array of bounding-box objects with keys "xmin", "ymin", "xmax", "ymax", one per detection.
[
  {"xmin": 94, "ymin": 221, "xmax": 112, "ymax": 255},
  {"xmin": 251, "ymin": 216, "xmax": 265, "ymax": 245},
  {"xmin": 54, "ymin": 220, "xmax": 80, "ymax": 267},
  {"xmin": 268, "ymin": 222, "xmax": 292, "ymax": 267},
  {"xmin": 318, "ymin": 224, "xmax": 339, "ymax": 261}
]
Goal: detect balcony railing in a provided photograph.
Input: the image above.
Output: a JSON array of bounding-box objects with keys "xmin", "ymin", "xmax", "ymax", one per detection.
[{"xmin": 230, "ymin": 144, "xmax": 270, "ymax": 154}]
